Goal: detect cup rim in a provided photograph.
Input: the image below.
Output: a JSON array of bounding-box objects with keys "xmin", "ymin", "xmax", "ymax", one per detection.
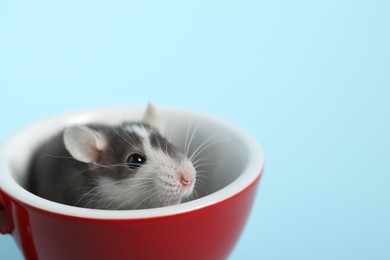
[{"xmin": 0, "ymin": 105, "xmax": 264, "ymax": 220}]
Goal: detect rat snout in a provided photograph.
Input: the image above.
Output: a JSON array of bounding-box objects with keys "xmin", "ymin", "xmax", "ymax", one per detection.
[{"xmin": 178, "ymin": 165, "xmax": 196, "ymax": 187}]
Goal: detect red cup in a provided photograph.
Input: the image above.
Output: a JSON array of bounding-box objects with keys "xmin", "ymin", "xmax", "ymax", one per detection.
[{"xmin": 0, "ymin": 106, "xmax": 264, "ymax": 260}]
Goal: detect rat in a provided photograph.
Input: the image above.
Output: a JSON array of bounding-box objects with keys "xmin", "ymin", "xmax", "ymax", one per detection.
[{"xmin": 28, "ymin": 104, "xmax": 197, "ymax": 210}]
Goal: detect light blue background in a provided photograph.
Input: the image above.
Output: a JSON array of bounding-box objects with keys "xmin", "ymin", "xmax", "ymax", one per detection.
[{"xmin": 1, "ymin": 0, "xmax": 389, "ymax": 259}]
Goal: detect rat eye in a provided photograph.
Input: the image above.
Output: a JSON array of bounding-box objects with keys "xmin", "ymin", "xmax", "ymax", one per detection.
[{"xmin": 127, "ymin": 154, "xmax": 146, "ymax": 169}]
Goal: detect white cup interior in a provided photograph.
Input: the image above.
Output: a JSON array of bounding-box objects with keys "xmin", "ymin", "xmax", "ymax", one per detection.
[{"xmin": 0, "ymin": 106, "xmax": 264, "ymax": 219}]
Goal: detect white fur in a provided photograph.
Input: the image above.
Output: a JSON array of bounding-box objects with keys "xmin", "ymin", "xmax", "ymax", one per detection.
[{"xmin": 124, "ymin": 124, "xmax": 150, "ymax": 143}]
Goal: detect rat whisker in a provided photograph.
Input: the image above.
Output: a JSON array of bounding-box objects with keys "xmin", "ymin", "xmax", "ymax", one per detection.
[
  {"xmin": 183, "ymin": 122, "xmax": 192, "ymax": 156},
  {"xmin": 75, "ymin": 185, "xmax": 102, "ymax": 207},
  {"xmin": 196, "ymin": 171, "xmax": 209, "ymax": 182},
  {"xmin": 142, "ymin": 189, "xmax": 165, "ymax": 209},
  {"xmin": 193, "ymin": 181, "xmax": 208, "ymax": 198},
  {"xmin": 130, "ymin": 186, "xmax": 162, "ymax": 209},
  {"xmin": 39, "ymin": 154, "xmax": 75, "ymax": 160},
  {"xmin": 185, "ymin": 121, "xmax": 200, "ymax": 158},
  {"xmin": 191, "ymin": 152, "xmax": 214, "ymax": 165},
  {"xmin": 192, "ymin": 158, "xmax": 214, "ymax": 167},
  {"xmin": 112, "ymin": 179, "xmax": 158, "ymax": 206},
  {"xmin": 190, "ymin": 136, "xmax": 229, "ymax": 163},
  {"xmin": 81, "ymin": 178, "xmax": 156, "ymax": 209},
  {"xmin": 92, "ymin": 182, "xmax": 149, "ymax": 210},
  {"xmin": 70, "ymin": 163, "xmax": 127, "ymax": 176},
  {"xmin": 187, "ymin": 186, "xmax": 201, "ymax": 201},
  {"xmin": 193, "ymin": 163, "xmax": 214, "ymax": 172},
  {"xmin": 183, "ymin": 120, "xmax": 193, "ymax": 157}
]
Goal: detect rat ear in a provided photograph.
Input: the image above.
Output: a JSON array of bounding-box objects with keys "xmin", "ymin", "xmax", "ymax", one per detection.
[
  {"xmin": 142, "ymin": 103, "xmax": 161, "ymax": 131},
  {"xmin": 63, "ymin": 125, "xmax": 107, "ymax": 163}
]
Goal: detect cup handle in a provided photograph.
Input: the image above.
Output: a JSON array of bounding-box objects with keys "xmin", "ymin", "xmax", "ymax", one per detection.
[{"xmin": 0, "ymin": 190, "xmax": 12, "ymax": 234}]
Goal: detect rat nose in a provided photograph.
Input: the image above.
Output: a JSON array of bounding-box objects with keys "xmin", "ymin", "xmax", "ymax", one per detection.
[
  {"xmin": 179, "ymin": 168, "xmax": 195, "ymax": 187},
  {"xmin": 180, "ymin": 175, "xmax": 193, "ymax": 186},
  {"xmin": 180, "ymin": 175, "xmax": 190, "ymax": 186}
]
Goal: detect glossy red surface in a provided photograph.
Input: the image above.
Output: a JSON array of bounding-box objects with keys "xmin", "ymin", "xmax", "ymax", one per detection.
[{"xmin": 0, "ymin": 174, "xmax": 261, "ymax": 260}]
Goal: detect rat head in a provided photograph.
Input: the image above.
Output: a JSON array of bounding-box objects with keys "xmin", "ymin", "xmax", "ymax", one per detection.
[{"xmin": 63, "ymin": 104, "xmax": 196, "ymax": 210}]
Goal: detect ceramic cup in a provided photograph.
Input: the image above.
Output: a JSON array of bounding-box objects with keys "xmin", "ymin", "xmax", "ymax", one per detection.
[{"xmin": 0, "ymin": 106, "xmax": 264, "ymax": 260}]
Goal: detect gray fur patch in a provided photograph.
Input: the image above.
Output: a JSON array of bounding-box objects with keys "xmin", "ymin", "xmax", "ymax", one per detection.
[{"xmin": 149, "ymin": 131, "xmax": 180, "ymax": 160}]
